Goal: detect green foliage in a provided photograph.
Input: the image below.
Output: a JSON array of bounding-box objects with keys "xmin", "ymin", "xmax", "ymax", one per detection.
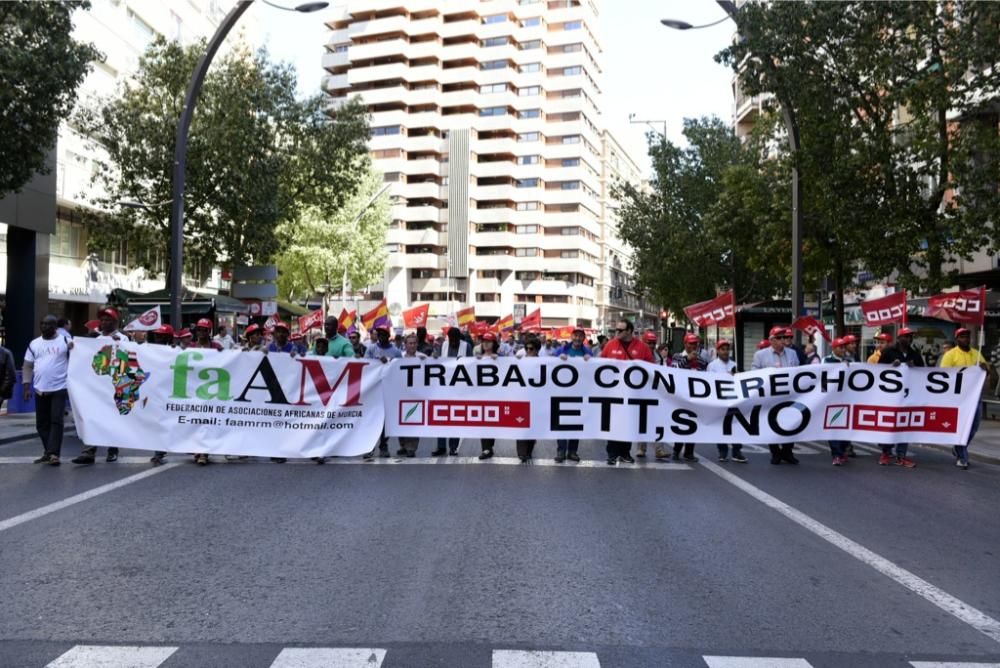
[
  {"xmin": 275, "ymin": 169, "xmax": 390, "ymax": 308},
  {"xmin": 612, "ymin": 118, "xmax": 787, "ymax": 318},
  {"xmin": 76, "ymin": 37, "xmax": 371, "ymax": 280},
  {"xmin": 0, "ymin": 1, "xmax": 100, "ymax": 196},
  {"xmin": 718, "ymin": 0, "xmax": 1000, "ymax": 294}
]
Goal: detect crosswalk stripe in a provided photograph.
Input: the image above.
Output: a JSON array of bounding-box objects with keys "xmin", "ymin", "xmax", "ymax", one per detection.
[
  {"xmin": 910, "ymin": 662, "xmax": 1000, "ymax": 667},
  {"xmin": 492, "ymin": 650, "xmax": 601, "ymax": 668},
  {"xmin": 46, "ymin": 645, "xmax": 178, "ymax": 668},
  {"xmin": 703, "ymin": 657, "xmax": 813, "ymax": 668},
  {"xmin": 269, "ymin": 648, "xmax": 387, "ymax": 667}
]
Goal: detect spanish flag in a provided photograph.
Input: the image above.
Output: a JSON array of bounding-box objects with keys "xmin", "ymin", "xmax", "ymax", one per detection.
[
  {"xmin": 456, "ymin": 306, "xmax": 475, "ymax": 328},
  {"xmin": 495, "ymin": 313, "xmax": 514, "ymax": 332},
  {"xmin": 338, "ymin": 308, "xmax": 357, "ymax": 334},
  {"xmin": 362, "ymin": 299, "xmax": 391, "ymax": 330}
]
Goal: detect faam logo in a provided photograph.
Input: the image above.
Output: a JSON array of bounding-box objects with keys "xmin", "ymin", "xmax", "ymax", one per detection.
[
  {"xmin": 427, "ymin": 400, "xmax": 531, "ymax": 428},
  {"xmin": 138, "ymin": 309, "xmax": 159, "ymax": 326},
  {"xmin": 852, "ymin": 405, "xmax": 959, "ymax": 433},
  {"xmin": 399, "ymin": 400, "xmax": 425, "ymax": 425},
  {"xmin": 824, "ymin": 404, "xmax": 851, "ymax": 430}
]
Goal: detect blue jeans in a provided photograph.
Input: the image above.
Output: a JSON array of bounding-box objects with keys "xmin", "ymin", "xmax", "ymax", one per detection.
[
  {"xmin": 828, "ymin": 440, "xmax": 850, "ymax": 459},
  {"xmin": 717, "ymin": 444, "xmax": 743, "ymax": 458},
  {"xmin": 954, "ymin": 444, "xmax": 969, "ymax": 464},
  {"xmin": 881, "ymin": 443, "xmax": 908, "ymax": 457},
  {"xmin": 557, "ymin": 439, "xmax": 579, "ymax": 454},
  {"xmin": 968, "ymin": 402, "xmax": 982, "ymax": 445},
  {"xmin": 437, "ymin": 438, "xmax": 459, "ymax": 453}
]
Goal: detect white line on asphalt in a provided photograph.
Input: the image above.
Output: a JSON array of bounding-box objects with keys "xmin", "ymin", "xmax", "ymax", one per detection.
[
  {"xmin": 910, "ymin": 662, "xmax": 1000, "ymax": 667},
  {"xmin": 0, "ymin": 463, "xmax": 180, "ymax": 533},
  {"xmin": 46, "ymin": 645, "xmax": 178, "ymax": 668},
  {"xmin": 700, "ymin": 459, "xmax": 1000, "ymax": 645},
  {"xmin": 492, "ymin": 649, "xmax": 601, "ymax": 668},
  {"xmin": 703, "ymin": 657, "xmax": 812, "ymax": 668},
  {"xmin": 269, "ymin": 647, "xmax": 386, "ymax": 667}
]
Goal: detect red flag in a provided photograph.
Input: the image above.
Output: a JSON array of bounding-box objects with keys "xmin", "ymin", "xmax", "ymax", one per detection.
[
  {"xmin": 791, "ymin": 315, "xmax": 830, "ymax": 343},
  {"xmin": 520, "ymin": 308, "xmax": 542, "ymax": 330},
  {"xmin": 456, "ymin": 306, "xmax": 475, "ymax": 327},
  {"xmin": 297, "ymin": 308, "xmax": 324, "ymax": 332},
  {"xmin": 926, "ymin": 286, "xmax": 986, "ymax": 326},
  {"xmin": 403, "ymin": 303, "xmax": 430, "ymax": 328},
  {"xmin": 683, "ymin": 291, "xmax": 735, "ymax": 328},
  {"xmin": 471, "ymin": 320, "xmax": 491, "ymax": 336},
  {"xmin": 495, "ymin": 314, "xmax": 514, "ymax": 332},
  {"xmin": 860, "ymin": 292, "xmax": 907, "ymax": 327}
]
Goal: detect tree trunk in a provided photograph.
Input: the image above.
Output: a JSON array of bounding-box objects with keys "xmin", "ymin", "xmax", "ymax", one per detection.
[
  {"xmin": 926, "ymin": 233, "xmax": 945, "ymax": 294},
  {"xmin": 834, "ymin": 256, "xmax": 846, "ymax": 336}
]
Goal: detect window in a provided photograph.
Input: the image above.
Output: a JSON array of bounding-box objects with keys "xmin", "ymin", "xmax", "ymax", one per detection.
[
  {"xmin": 517, "ymin": 155, "xmax": 540, "ymax": 165},
  {"xmin": 516, "ymin": 271, "xmax": 539, "ymax": 280},
  {"xmin": 560, "ymin": 250, "xmax": 579, "ymax": 258},
  {"xmin": 561, "ymin": 43, "xmax": 582, "ymax": 52},
  {"xmin": 560, "ymin": 226, "xmax": 580, "ymax": 235},
  {"xmin": 562, "ymin": 66, "xmax": 582, "ymax": 75},
  {"xmin": 383, "ymin": 172, "xmax": 401, "ymax": 182},
  {"xmin": 482, "ymin": 36, "xmax": 509, "ymax": 47},
  {"xmin": 519, "ymin": 39, "xmax": 542, "ymax": 50},
  {"xmin": 560, "ymin": 181, "xmax": 581, "ymax": 190},
  {"xmin": 518, "ymin": 108, "xmax": 541, "ymax": 119},
  {"xmin": 480, "ymin": 59, "xmax": 508, "ymax": 70},
  {"xmin": 521, "ymin": 16, "xmax": 541, "ymax": 27},
  {"xmin": 516, "ymin": 201, "xmax": 540, "ymax": 211},
  {"xmin": 334, "ymin": 43, "xmax": 349, "ymax": 53},
  {"xmin": 479, "ymin": 106, "xmax": 507, "ymax": 117},
  {"xmin": 563, "ymin": 20, "xmax": 582, "ymax": 30},
  {"xmin": 561, "ymin": 135, "xmax": 581, "ymax": 144},
  {"xmin": 516, "ymin": 248, "xmax": 539, "ymax": 257},
  {"xmin": 517, "ymin": 225, "xmax": 539, "ymax": 234},
  {"xmin": 561, "ymin": 158, "xmax": 580, "ymax": 167},
  {"xmin": 483, "ymin": 14, "xmax": 508, "ymax": 24},
  {"xmin": 481, "ymin": 83, "xmax": 509, "ymax": 94},
  {"xmin": 51, "ymin": 220, "xmax": 84, "ymax": 259},
  {"xmin": 519, "ymin": 86, "xmax": 541, "ymax": 97},
  {"xmin": 516, "ymin": 178, "xmax": 539, "ymax": 188},
  {"xmin": 371, "ymin": 125, "xmax": 401, "ymax": 136},
  {"xmin": 519, "ymin": 62, "xmax": 541, "ymax": 73},
  {"xmin": 517, "ymin": 132, "xmax": 540, "ymax": 142}
]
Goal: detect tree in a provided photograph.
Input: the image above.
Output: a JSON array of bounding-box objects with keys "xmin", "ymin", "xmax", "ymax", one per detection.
[
  {"xmin": 613, "ymin": 118, "xmax": 787, "ymax": 320},
  {"xmin": 719, "ymin": 1, "xmax": 1000, "ymax": 296},
  {"xmin": 0, "ymin": 1, "xmax": 100, "ymax": 197},
  {"xmin": 76, "ymin": 37, "xmax": 371, "ymax": 282},
  {"xmin": 275, "ymin": 169, "xmax": 391, "ymax": 315}
]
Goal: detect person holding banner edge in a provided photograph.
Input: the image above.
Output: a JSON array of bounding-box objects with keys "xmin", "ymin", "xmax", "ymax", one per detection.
[
  {"xmin": 823, "ymin": 338, "xmax": 852, "ymax": 466},
  {"xmin": 72, "ymin": 308, "xmax": 122, "ymax": 465},
  {"xmin": 670, "ymin": 332, "xmax": 709, "ymax": 462},
  {"xmin": 939, "ymin": 327, "xmax": 988, "ymax": 470},
  {"xmin": 751, "ymin": 326, "xmax": 801, "ymax": 465},
  {"xmin": 877, "ymin": 327, "xmax": 922, "ymax": 467},
  {"xmin": 477, "ymin": 332, "xmax": 503, "ymax": 460},
  {"xmin": 600, "ymin": 319, "xmax": 654, "ymax": 465},
  {"xmin": 708, "ymin": 340, "xmax": 746, "ymax": 463}
]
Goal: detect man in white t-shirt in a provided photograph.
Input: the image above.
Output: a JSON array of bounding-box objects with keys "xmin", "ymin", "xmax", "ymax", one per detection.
[
  {"xmin": 22, "ymin": 315, "xmax": 73, "ymax": 466},
  {"xmin": 708, "ymin": 339, "xmax": 746, "ymax": 464}
]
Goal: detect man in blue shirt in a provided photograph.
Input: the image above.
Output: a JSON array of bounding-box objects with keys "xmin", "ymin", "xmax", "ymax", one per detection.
[
  {"xmin": 266, "ymin": 321, "xmax": 296, "ymax": 355},
  {"xmin": 364, "ymin": 326, "xmax": 402, "ymax": 459}
]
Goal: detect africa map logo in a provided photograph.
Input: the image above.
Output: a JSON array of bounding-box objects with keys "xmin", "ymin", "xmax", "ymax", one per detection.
[{"xmin": 91, "ymin": 345, "xmax": 148, "ymax": 415}]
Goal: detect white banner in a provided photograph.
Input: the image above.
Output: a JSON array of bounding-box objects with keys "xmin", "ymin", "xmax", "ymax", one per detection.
[
  {"xmin": 69, "ymin": 338, "xmax": 386, "ymax": 458},
  {"xmin": 384, "ymin": 358, "xmax": 983, "ymax": 445}
]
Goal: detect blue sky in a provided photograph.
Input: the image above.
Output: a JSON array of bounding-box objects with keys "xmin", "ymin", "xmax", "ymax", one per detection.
[{"xmin": 251, "ymin": 0, "xmax": 736, "ymax": 174}]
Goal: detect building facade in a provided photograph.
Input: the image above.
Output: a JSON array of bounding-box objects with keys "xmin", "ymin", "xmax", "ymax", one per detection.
[{"xmin": 323, "ymin": 0, "xmax": 646, "ymax": 331}]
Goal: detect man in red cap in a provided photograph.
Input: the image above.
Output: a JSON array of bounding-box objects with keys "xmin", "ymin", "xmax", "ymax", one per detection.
[
  {"xmin": 868, "ymin": 332, "xmax": 892, "ymax": 364},
  {"xmin": 823, "ymin": 338, "xmax": 853, "ymax": 466},
  {"xmin": 877, "ymin": 327, "xmax": 923, "ymax": 467},
  {"xmin": 243, "ymin": 324, "xmax": 266, "ymax": 351},
  {"xmin": 643, "ymin": 330, "xmax": 662, "ymax": 364},
  {"xmin": 72, "ymin": 308, "xmax": 122, "ymax": 465},
  {"xmin": 600, "ymin": 319, "xmax": 653, "ymax": 465},
  {"xmin": 940, "ymin": 327, "xmax": 988, "ymax": 470},
  {"xmin": 192, "ymin": 318, "xmax": 223, "ymax": 351},
  {"xmin": 708, "ymin": 339, "xmax": 747, "ymax": 463},
  {"xmin": 267, "ymin": 321, "xmax": 296, "ymax": 355},
  {"xmin": 842, "ymin": 334, "xmax": 859, "ymax": 362},
  {"xmin": 174, "ymin": 328, "xmax": 192, "ymax": 350},
  {"xmin": 669, "ymin": 332, "xmax": 708, "ymax": 462},
  {"xmin": 752, "ymin": 326, "xmax": 802, "ymax": 465},
  {"xmin": 149, "ymin": 323, "xmax": 175, "ymax": 347}
]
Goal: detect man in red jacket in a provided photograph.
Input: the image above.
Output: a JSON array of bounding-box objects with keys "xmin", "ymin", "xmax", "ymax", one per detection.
[{"xmin": 600, "ymin": 319, "xmax": 654, "ymax": 465}]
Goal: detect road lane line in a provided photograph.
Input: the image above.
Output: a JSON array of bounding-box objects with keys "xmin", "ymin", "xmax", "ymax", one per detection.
[
  {"xmin": 0, "ymin": 463, "xmax": 180, "ymax": 533},
  {"xmin": 700, "ymin": 459, "xmax": 1000, "ymax": 645},
  {"xmin": 46, "ymin": 645, "xmax": 178, "ymax": 667},
  {"xmin": 492, "ymin": 649, "xmax": 600, "ymax": 668},
  {"xmin": 910, "ymin": 663, "xmax": 1000, "ymax": 667},
  {"xmin": 703, "ymin": 658, "xmax": 812, "ymax": 668},
  {"xmin": 269, "ymin": 648, "xmax": 386, "ymax": 667},
  {"xmin": 0, "ymin": 456, "xmax": 693, "ymax": 469}
]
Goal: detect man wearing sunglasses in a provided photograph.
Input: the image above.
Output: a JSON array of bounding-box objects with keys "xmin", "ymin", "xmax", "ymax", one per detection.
[
  {"xmin": 599, "ymin": 320, "xmax": 654, "ymax": 465},
  {"xmin": 751, "ymin": 326, "xmax": 802, "ymax": 465}
]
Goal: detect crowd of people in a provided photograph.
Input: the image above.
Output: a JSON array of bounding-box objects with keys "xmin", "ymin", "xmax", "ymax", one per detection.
[{"xmin": 16, "ymin": 308, "xmax": 987, "ymax": 472}]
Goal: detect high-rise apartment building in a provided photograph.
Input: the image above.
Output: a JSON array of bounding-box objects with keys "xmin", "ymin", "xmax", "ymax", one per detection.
[{"xmin": 323, "ymin": 0, "xmax": 648, "ymax": 331}]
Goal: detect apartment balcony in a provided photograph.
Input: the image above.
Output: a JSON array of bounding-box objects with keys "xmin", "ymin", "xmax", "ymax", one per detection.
[
  {"xmin": 366, "ymin": 108, "xmax": 409, "ymax": 128},
  {"xmin": 436, "ymin": 65, "xmax": 480, "ymax": 86},
  {"xmin": 402, "ymin": 134, "xmax": 447, "ymax": 153},
  {"xmin": 470, "ymin": 183, "xmax": 519, "ymax": 201},
  {"xmin": 540, "ymin": 142, "xmax": 586, "ymax": 160},
  {"xmin": 391, "ymin": 252, "xmax": 448, "ymax": 270},
  {"xmin": 471, "ymin": 159, "xmax": 518, "ymax": 178},
  {"xmin": 472, "ymin": 277, "xmax": 502, "ymax": 292},
  {"xmin": 436, "ymin": 18, "xmax": 479, "ymax": 40},
  {"xmin": 512, "ymin": 278, "xmax": 593, "ymax": 297},
  {"xmin": 471, "ymin": 254, "xmax": 517, "ymax": 271},
  {"xmin": 344, "ymin": 0, "xmax": 437, "ymax": 18},
  {"xmin": 408, "ymin": 276, "xmax": 454, "ymax": 294},
  {"xmin": 348, "ymin": 62, "xmax": 410, "ymax": 86},
  {"xmin": 473, "ymin": 137, "xmax": 519, "ymax": 155},
  {"xmin": 469, "ymin": 208, "xmax": 518, "ymax": 224},
  {"xmin": 350, "ymin": 14, "xmax": 410, "ymax": 39},
  {"xmin": 387, "ymin": 227, "xmax": 447, "ymax": 247},
  {"xmin": 354, "ymin": 86, "xmax": 412, "ymax": 107},
  {"xmin": 349, "ymin": 38, "xmax": 410, "ymax": 62},
  {"xmin": 321, "ymin": 51, "xmax": 349, "ymax": 72},
  {"xmin": 400, "ymin": 158, "xmax": 444, "ymax": 176},
  {"xmin": 397, "ymin": 205, "xmax": 447, "ymax": 223},
  {"xmin": 470, "ymin": 231, "xmax": 520, "ymax": 247}
]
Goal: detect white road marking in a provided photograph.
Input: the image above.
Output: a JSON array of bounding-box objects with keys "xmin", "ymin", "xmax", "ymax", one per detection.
[
  {"xmin": 269, "ymin": 647, "xmax": 386, "ymax": 667},
  {"xmin": 910, "ymin": 663, "xmax": 1000, "ymax": 667},
  {"xmin": 703, "ymin": 658, "xmax": 812, "ymax": 668},
  {"xmin": 493, "ymin": 649, "xmax": 601, "ymax": 668},
  {"xmin": 46, "ymin": 645, "xmax": 178, "ymax": 668},
  {"xmin": 0, "ymin": 463, "xmax": 180, "ymax": 533},
  {"xmin": 701, "ymin": 459, "xmax": 1000, "ymax": 645}
]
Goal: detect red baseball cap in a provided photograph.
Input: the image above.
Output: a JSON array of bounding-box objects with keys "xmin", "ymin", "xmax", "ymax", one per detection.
[
  {"xmin": 482, "ymin": 331, "xmax": 497, "ymax": 342},
  {"xmin": 175, "ymin": 328, "xmax": 192, "ymax": 339},
  {"xmin": 195, "ymin": 318, "xmax": 213, "ymax": 330},
  {"xmin": 955, "ymin": 328, "xmax": 971, "ymax": 337},
  {"xmin": 290, "ymin": 333, "xmax": 303, "ymax": 341},
  {"xmin": 832, "ymin": 337, "xmax": 845, "ymax": 348},
  {"xmin": 154, "ymin": 324, "xmax": 175, "ymax": 336},
  {"xmin": 244, "ymin": 324, "xmax": 260, "ymax": 335},
  {"xmin": 715, "ymin": 339, "xmax": 731, "ymax": 350},
  {"xmin": 99, "ymin": 307, "xmax": 119, "ymax": 320},
  {"xmin": 897, "ymin": 327, "xmax": 915, "ymax": 337},
  {"xmin": 842, "ymin": 334, "xmax": 858, "ymax": 344},
  {"xmin": 757, "ymin": 339, "xmax": 771, "ymax": 350},
  {"xmin": 643, "ymin": 331, "xmax": 657, "ymax": 342},
  {"xmin": 769, "ymin": 326, "xmax": 785, "ymax": 338},
  {"xmin": 375, "ymin": 325, "xmax": 390, "ymax": 333},
  {"xmin": 782, "ymin": 328, "xmax": 794, "ymax": 338},
  {"xmin": 272, "ymin": 320, "xmax": 290, "ymax": 331},
  {"xmin": 684, "ymin": 333, "xmax": 700, "ymax": 344},
  {"xmin": 875, "ymin": 333, "xmax": 892, "ymax": 342}
]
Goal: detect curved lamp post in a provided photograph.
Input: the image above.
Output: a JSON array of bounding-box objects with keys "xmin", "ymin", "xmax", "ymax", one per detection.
[
  {"xmin": 168, "ymin": 0, "xmax": 329, "ymax": 327},
  {"xmin": 662, "ymin": 0, "xmax": 805, "ymax": 332}
]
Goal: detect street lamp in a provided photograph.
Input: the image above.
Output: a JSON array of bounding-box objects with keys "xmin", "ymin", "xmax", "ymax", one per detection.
[
  {"xmin": 628, "ymin": 113, "xmax": 668, "ymax": 139},
  {"xmin": 661, "ymin": 0, "xmax": 805, "ymax": 332},
  {"xmin": 168, "ymin": 0, "xmax": 329, "ymax": 327},
  {"xmin": 117, "ymin": 199, "xmax": 172, "ymax": 211},
  {"xmin": 341, "ymin": 182, "xmax": 392, "ymax": 303}
]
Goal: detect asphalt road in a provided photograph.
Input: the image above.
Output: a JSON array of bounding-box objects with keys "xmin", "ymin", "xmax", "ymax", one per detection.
[{"xmin": 1, "ymin": 433, "xmax": 999, "ymax": 668}]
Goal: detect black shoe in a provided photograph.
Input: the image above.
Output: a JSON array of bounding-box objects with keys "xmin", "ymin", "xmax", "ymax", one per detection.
[
  {"xmin": 195, "ymin": 454, "xmax": 209, "ymax": 466},
  {"xmin": 732, "ymin": 454, "xmax": 748, "ymax": 463},
  {"xmin": 567, "ymin": 452, "xmax": 580, "ymax": 462},
  {"xmin": 770, "ymin": 456, "xmax": 782, "ymax": 465},
  {"xmin": 620, "ymin": 455, "xmax": 635, "ymax": 464},
  {"xmin": 312, "ymin": 457, "xmax": 326, "ymax": 465},
  {"xmin": 478, "ymin": 449, "xmax": 494, "ymax": 460},
  {"xmin": 150, "ymin": 455, "xmax": 164, "ymax": 466},
  {"xmin": 846, "ymin": 445, "xmax": 857, "ymax": 458},
  {"xmin": 430, "ymin": 448, "xmax": 446, "ymax": 456},
  {"xmin": 379, "ymin": 449, "xmax": 391, "ymax": 458},
  {"xmin": 683, "ymin": 455, "xmax": 699, "ymax": 463},
  {"xmin": 448, "ymin": 449, "xmax": 458, "ymax": 456},
  {"xmin": 71, "ymin": 455, "xmax": 95, "ymax": 465},
  {"xmin": 48, "ymin": 456, "xmax": 60, "ymax": 466},
  {"xmin": 607, "ymin": 458, "xmax": 617, "ymax": 465},
  {"xmin": 106, "ymin": 452, "xmax": 118, "ymax": 463},
  {"xmin": 271, "ymin": 457, "xmax": 287, "ymax": 464},
  {"xmin": 519, "ymin": 456, "xmax": 528, "ymax": 463},
  {"xmin": 783, "ymin": 455, "xmax": 800, "ymax": 465},
  {"xmin": 554, "ymin": 453, "xmax": 566, "ymax": 463},
  {"xmin": 362, "ymin": 451, "xmax": 374, "ymax": 460},
  {"xmin": 33, "ymin": 454, "xmax": 52, "ymax": 464},
  {"xmin": 406, "ymin": 451, "xmax": 416, "ymax": 458},
  {"xmin": 671, "ymin": 453, "xmax": 682, "ymax": 461},
  {"xmin": 396, "ymin": 448, "xmax": 407, "ymax": 456}
]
